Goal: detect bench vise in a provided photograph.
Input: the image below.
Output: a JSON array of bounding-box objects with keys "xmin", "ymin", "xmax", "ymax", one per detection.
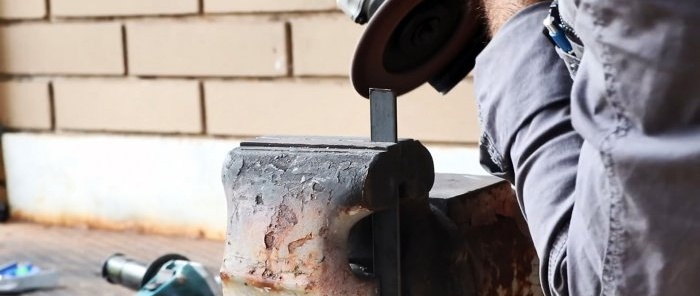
[{"xmin": 220, "ymin": 90, "xmax": 541, "ymax": 296}]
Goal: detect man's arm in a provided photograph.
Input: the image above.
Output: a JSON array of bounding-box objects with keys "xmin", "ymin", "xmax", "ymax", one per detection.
[
  {"xmin": 474, "ymin": 2, "xmax": 582, "ymax": 295},
  {"xmin": 478, "ymin": 0, "xmax": 700, "ymax": 295}
]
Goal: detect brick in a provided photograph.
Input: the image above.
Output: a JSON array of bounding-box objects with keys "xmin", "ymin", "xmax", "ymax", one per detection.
[
  {"xmin": 0, "ymin": 81, "xmax": 51, "ymax": 129},
  {"xmin": 0, "ymin": 23, "xmax": 123, "ymax": 75},
  {"xmin": 205, "ymin": 0, "xmax": 336, "ymax": 13},
  {"xmin": 205, "ymin": 79, "xmax": 479, "ymax": 143},
  {"xmin": 291, "ymin": 16, "xmax": 363, "ymax": 76},
  {"xmin": 51, "ymin": 0, "xmax": 198, "ymax": 17},
  {"xmin": 400, "ymin": 81, "xmax": 480, "ymax": 143},
  {"xmin": 54, "ymin": 80, "xmax": 201, "ymax": 133},
  {"xmin": 128, "ymin": 21, "xmax": 287, "ymax": 77},
  {"xmin": 0, "ymin": 0, "xmax": 45, "ymax": 19},
  {"xmin": 206, "ymin": 80, "xmax": 367, "ymax": 137}
]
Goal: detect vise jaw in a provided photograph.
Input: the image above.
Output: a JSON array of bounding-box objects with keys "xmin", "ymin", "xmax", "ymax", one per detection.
[{"xmin": 220, "ymin": 136, "xmax": 433, "ymax": 295}]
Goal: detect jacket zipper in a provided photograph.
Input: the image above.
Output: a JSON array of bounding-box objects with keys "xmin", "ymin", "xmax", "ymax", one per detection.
[{"xmin": 557, "ymin": 13, "xmax": 582, "ymax": 45}]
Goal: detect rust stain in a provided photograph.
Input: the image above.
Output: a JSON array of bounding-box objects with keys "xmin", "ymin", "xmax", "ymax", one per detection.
[
  {"xmin": 310, "ymin": 250, "xmax": 377, "ymax": 296},
  {"xmin": 304, "ymin": 280, "xmax": 317, "ymax": 292},
  {"xmin": 470, "ymin": 218, "xmax": 537, "ymax": 296},
  {"xmin": 10, "ymin": 210, "xmax": 225, "ymax": 240},
  {"xmin": 341, "ymin": 205, "xmax": 367, "ymax": 216},
  {"xmin": 242, "ymin": 203, "xmax": 306, "ymax": 293},
  {"xmin": 446, "ymin": 183, "xmax": 538, "ymax": 296},
  {"xmin": 288, "ymin": 233, "xmax": 313, "ymax": 254},
  {"xmin": 219, "ymin": 271, "xmax": 232, "ymax": 282},
  {"xmin": 263, "ymin": 233, "xmax": 275, "ymax": 250},
  {"xmin": 318, "ymin": 226, "xmax": 329, "ymax": 238},
  {"xmin": 242, "ymin": 274, "xmax": 282, "ymax": 292},
  {"xmin": 264, "ymin": 204, "xmax": 298, "ymax": 250}
]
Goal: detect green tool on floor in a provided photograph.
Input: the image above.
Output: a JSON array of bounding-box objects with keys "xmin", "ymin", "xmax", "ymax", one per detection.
[{"xmin": 102, "ymin": 253, "xmax": 221, "ymax": 296}]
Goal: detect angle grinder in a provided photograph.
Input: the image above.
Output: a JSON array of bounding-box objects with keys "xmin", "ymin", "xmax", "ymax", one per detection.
[
  {"xmin": 102, "ymin": 253, "xmax": 221, "ymax": 296},
  {"xmin": 338, "ymin": 0, "xmax": 488, "ymax": 97}
]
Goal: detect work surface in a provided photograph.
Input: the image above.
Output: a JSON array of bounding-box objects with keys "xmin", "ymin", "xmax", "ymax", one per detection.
[{"xmin": 0, "ymin": 223, "xmax": 224, "ymax": 296}]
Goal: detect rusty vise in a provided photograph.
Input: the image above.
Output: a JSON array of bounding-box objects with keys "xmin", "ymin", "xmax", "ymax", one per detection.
[{"xmin": 220, "ymin": 90, "xmax": 542, "ymax": 296}]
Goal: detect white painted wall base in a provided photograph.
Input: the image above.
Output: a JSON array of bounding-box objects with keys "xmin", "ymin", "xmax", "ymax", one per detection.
[{"xmin": 2, "ymin": 133, "xmax": 487, "ymax": 239}]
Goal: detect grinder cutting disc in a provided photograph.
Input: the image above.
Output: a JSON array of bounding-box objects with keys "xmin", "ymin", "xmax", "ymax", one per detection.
[{"xmin": 351, "ymin": 0, "xmax": 481, "ymax": 98}]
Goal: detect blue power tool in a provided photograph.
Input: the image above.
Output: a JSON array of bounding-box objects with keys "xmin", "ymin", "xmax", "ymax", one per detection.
[{"xmin": 0, "ymin": 262, "xmax": 59, "ymax": 293}]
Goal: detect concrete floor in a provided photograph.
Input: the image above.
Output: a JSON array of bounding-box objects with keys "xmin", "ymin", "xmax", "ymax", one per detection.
[{"xmin": 0, "ymin": 222, "xmax": 224, "ymax": 295}]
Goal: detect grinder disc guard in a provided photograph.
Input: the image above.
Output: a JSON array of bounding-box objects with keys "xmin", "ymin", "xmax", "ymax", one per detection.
[{"xmin": 351, "ymin": 0, "xmax": 483, "ymax": 98}]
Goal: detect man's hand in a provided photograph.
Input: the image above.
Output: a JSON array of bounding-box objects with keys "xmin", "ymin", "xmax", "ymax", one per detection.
[{"xmin": 480, "ymin": 0, "xmax": 547, "ymax": 36}]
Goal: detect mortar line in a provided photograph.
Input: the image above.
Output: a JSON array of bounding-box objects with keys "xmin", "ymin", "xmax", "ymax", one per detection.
[
  {"xmin": 121, "ymin": 24, "xmax": 129, "ymax": 76},
  {"xmin": 44, "ymin": 0, "xmax": 51, "ymax": 20},
  {"xmin": 285, "ymin": 22, "xmax": 294, "ymax": 77},
  {"xmin": 47, "ymin": 82, "xmax": 57, "ymax": 130},
  {"xmin": 27, "ymin": 11, "xmax": 341, "ymax": 22},
  {"xmin": 199, "ymin": 81, "xmax": 207, "ymax": 135},
  {"xmin": 0, "ymin": 11, "xmax": 345, "ymax": 26},
  {"xmin": 0, "ymin": 75, "xmax": 353, "ymax": 83}
]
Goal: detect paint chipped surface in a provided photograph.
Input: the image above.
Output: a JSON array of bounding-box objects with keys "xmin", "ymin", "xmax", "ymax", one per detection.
[
  {"xmin": 221, "ymin": 142, "xmax": 383, "ymax": 295},
  {"xmin": 221, "ymin": 137, "xmax": 540, "ymax": 295}
]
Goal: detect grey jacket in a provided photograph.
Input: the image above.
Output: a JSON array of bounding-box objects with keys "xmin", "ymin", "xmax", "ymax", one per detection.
[{"xmin": 475, "ymin": 1, "xmax": 700, "ymax": 295}]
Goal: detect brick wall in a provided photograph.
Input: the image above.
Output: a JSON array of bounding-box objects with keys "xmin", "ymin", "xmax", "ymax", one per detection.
[
  {"xmin": 0, "ymin": 0, "xmax": 480, "ymax": 138},
  {"xmin": 0, "ymin": 0, "xmax": 481, "ymax": 183}
]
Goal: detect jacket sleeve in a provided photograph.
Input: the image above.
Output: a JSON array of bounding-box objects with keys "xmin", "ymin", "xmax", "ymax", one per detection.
[{"xmin": 473, "ymin": 3, "xmax": 582, "ymax": 295}]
